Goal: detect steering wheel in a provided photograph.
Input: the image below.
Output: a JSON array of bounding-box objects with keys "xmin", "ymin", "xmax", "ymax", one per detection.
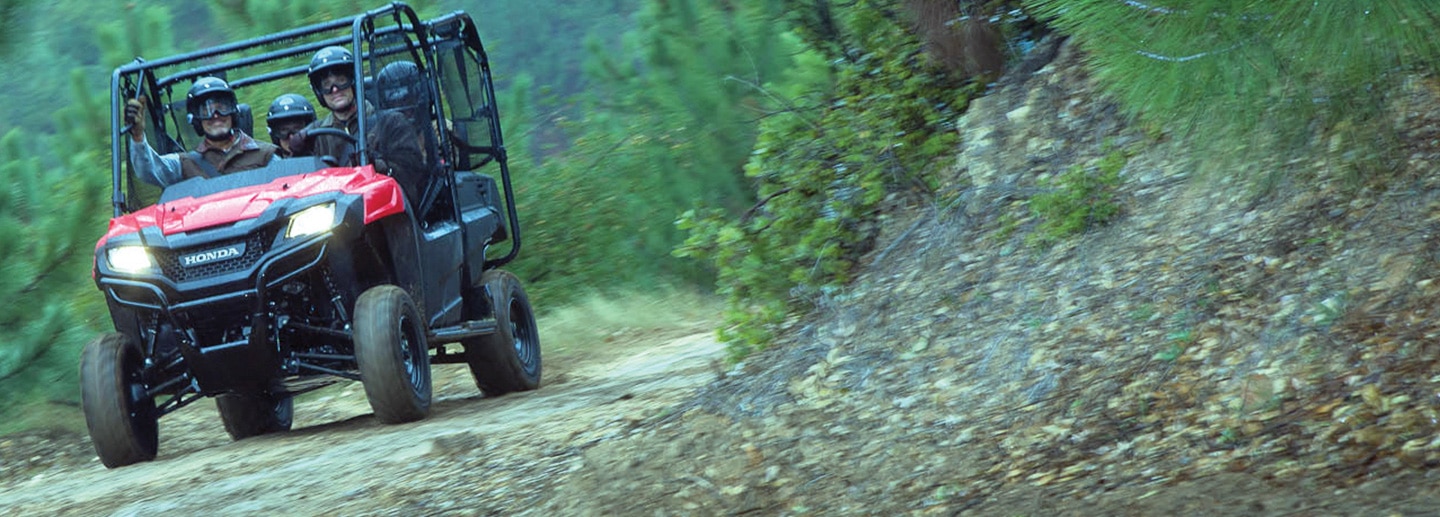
[
  {"xmin": 304, "ymin": 128, "xmax": 358, "ymax": 144},
  {"xmin": 302, "ymin": 128, "xmax": 359, "ymax": 166}
]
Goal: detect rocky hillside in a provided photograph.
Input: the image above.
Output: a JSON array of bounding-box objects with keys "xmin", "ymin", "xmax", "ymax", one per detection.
[{"xmin": 539, "ymin": 37, "xmax": 1440, "ymax": 515}]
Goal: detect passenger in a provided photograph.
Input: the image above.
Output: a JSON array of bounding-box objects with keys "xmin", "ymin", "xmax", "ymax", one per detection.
[
  {"xmin": 124, "ymin": 77, "xmax": 279, "ymax": 187},
  {"xmin": 376, "ymin": 60, "xmax": 462, "ymax": 166},
  {"xmin": 288, "ymin": 46, "xmax": 424, "ymax": 206},
  {"xmin": 265, "ymin": 93, "xmax": 316, "ymax": 158}
]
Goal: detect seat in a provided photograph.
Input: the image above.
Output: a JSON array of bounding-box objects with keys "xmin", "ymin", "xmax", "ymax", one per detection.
[{"xmin": 234, "ymin": 103, "xmax": 255, "ymax": 137}]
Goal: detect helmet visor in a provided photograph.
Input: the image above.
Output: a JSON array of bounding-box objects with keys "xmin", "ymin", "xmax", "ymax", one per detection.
[
  {"xmin": 382, "ymin": 84, "xmax": 414, "ymax": 105},
  {"xmin": 194, "ymin": 97, "xmax": 237, "ymax": 120}
]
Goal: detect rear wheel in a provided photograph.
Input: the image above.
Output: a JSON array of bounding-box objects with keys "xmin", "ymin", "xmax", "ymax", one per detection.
[
  {"xmin": 80, "ymin": 332, "xmax": 158, "ymax": 468},
  {"xmin": 216, "ymin": 393, "xmax": 293, "ymax": 440},
  {"xmin": 464, "ymin": 269, "xmax": 542, "ymax": 395},
  {"xmin": 354, "ymin": 285, "xmax": 431, "ymax": 423}
]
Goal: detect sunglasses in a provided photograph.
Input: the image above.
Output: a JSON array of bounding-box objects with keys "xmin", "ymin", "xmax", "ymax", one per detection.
[{"xmin": 194, "ymin": 98, "xmax": 237, "ymax": 120}]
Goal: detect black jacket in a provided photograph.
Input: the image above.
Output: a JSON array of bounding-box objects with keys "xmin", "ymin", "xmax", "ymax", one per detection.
[{"xmin": 307, "ymin": 101, "xmax": 425, "ymax": 207}]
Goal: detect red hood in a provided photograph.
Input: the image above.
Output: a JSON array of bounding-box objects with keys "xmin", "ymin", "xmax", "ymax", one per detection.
[{"xmin": 96, "ymin": 165, "xmax": 405, "ymax": 249}]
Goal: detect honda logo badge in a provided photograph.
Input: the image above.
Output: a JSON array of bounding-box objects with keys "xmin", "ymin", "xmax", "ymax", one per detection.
[{"xmin": 180, "ymin": 243, "xmax": 246, "ymax": 267}]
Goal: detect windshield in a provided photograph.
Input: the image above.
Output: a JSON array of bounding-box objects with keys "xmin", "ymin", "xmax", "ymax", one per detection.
[{"xmin": 156, "ymin": 157, "xmax": 333, "ymax": 204}]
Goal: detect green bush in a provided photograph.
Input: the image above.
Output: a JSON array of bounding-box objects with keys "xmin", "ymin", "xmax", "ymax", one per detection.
[
  {"xmin": 676, "ymin": 1, "xmax": 980, "ymax": 359},
  {"xmin": 1025, "ymin": 148, "xmax": 1128, "ymax": 247}
]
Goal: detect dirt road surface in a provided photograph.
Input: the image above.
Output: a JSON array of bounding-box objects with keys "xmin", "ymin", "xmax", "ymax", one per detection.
[{"xmin": 0, "ymin": 332, "xmax": 723, "ymax": 516}]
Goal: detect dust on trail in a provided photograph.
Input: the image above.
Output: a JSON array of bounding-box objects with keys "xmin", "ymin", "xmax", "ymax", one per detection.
[{"xmin": 0, "ymin": 332, "xmax": 723, "ymax": 516}]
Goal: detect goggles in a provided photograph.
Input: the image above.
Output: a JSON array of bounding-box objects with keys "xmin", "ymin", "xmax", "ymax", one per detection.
[
  {"xmin": 320, "ymin": 77, "xmax": 354, "ymax": 94},
  {"xmin": 269, "ymin": 126, "xmax": 305, "ymax": 140},
  {"xmin": 193, "ymin": 97, "xmax": 237, "ymax": 120}
]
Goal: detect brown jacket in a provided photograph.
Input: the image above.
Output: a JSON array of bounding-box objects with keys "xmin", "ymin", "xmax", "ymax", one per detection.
[
  {"xmin": 181, "ymin": 132, "xmax": 279, "ymax": 179},
  {"xmin": 130, "ymin": 130, "xmax": 278, "ymax": 187}
]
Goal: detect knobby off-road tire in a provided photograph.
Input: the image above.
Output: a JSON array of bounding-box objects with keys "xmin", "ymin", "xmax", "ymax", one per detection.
[
  {"xmin": 354, "ymin": 285, "xmax": 432, "ymax": 424},
  {"xmin": 80, "ymin": 332, "xmax": 159, "ymax": 468},
  {"xmin": 216, "ymin": 393, "xmax": 294, "ymax": 440},
  {"xmin": 464, "ymin": 269, "xmax": 542, "ymax": 395}
]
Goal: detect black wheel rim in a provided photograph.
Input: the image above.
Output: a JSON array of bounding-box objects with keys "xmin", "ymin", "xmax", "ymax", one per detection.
[
  {"xmin": 509, "ymin": 298, "xmax": 540, "ymax": 377},
  {"xmin": 398, "ymin": 312, "xmax": 429, "ymax": 397}
]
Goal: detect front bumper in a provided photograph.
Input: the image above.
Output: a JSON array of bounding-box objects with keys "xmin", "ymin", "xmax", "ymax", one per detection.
[{"xmin": 96, "ymin": 194, "xmax": 364, "ymax": 313}]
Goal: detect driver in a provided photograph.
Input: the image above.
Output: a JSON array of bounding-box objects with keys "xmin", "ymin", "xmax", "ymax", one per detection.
[
  {"xmin": 290, "ymin": 46, "xmax": 423, "ymax": 206},
  {"xmin": 124, "ymin": 76, "xmax": 278, "ymax": 187}
]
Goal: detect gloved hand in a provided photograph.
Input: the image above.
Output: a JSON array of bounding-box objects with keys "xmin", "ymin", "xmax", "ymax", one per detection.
[
  {"xmin": 124, "ymin": 97, "xmax": 147, "ymax": 143},
  {"xmin": 284, "ymin": 129, "xmax": 310, "ymax": 155}
]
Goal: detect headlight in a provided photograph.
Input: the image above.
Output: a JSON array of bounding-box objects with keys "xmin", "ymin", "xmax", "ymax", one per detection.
[
  {"xmin": 106, "ymin": 246, "xmax": 153, "ymax": 273},
  {"xmin": 286, "ymin": 203, "xmax": 337, "ymax": 238}
]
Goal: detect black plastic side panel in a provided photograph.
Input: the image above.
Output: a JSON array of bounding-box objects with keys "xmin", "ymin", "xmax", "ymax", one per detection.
[
  {"xmin": 379, "ymin": 209, "xmax": 466, "ymax": 330},
  {"xmin": 379, "ymin": 214, "xmax": 424, "ymax": 311},
  {"xmin": 456, "ymin": 173, "xmax": 502, "ymax": 286},
  {"xmin": 418, "ymin": 221, "xmax": 464, "ymax": 329}
]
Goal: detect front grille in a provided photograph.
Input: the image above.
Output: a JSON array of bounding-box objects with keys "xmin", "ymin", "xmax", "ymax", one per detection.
[{"xmin": 155, "ymin": 231, "xmax": 271, "ymax": 282}]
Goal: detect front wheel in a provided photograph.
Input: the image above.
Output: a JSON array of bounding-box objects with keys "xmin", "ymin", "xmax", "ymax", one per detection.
[
  {"xmin": 464, "ymin": 269, "xmax": 542, "ymax": 396},
  {"xmin": 354, "ymin": 285, "xmax": 431, "ymax": 424},
  {"xmin": 216, "ymin": 392, "xmax": 293, "ymax": 440},
  {"xmin": 80, "ymin": 332, "xmax": 158, "ymax": 468}
]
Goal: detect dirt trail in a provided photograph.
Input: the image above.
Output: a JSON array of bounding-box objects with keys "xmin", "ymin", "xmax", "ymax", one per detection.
[{"xmin": 0, "ymin": 332, "xmax": 722, "ymax": 516}]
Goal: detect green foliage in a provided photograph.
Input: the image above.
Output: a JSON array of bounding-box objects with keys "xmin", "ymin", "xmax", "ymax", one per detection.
[
  {"xmin": 0, "ymin": 0, "xmax": 27, "ymax": 55},
  {"xmin": 0, "ymin": 1, "xmax": 144, "ymax": 424},
  {"xmin": 676, "ymin": 0, "xmax": 979, "ymax": 358},
  {"xmin": 0, "ymin": 123, "xmax": 112, "ymax": 417},
  {"xmin": 94, "ymin": 3, "xmax": 177, "ymax": 68},
  {"xmin": 507, "ymin": 0, "xmax": 814, "ymax": 308},
  {"xmin": 209, "ymin": 0, "xmax": 445, "ymax": 37},
  {"xmin": 1025, "ymin": 148, "xmax": 1128, "ymax": 247},
  {"xmin": 1022, "ymin": 0, "xmax": 1440, "ymax": 180},
  {"xmin": 444, "ymin": 0, "xmax": 637, "ymax": 98}
]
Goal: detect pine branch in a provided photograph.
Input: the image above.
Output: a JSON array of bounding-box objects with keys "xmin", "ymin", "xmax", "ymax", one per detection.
[
  {"xmin": 19, "ymin": 244, "xmax": 76, "ymax": 295},
  {"xmin": 740, "ymin": 187, "xmax": 794, "ymax": 226},
  {"xmin": 1121, "ymin": 0, "xmax": 1176, "ymax": 15},
  {"xmin": 1136, "ymin": 43, "xmax": 1243, "ymax": 63},
  {"xmin": 1119, "ymin": 0, "xmax": 1273, "ymax": 21},
  {"xmin": 723, "ymin": 75, "xmax": 821, "ymax": 131},
  {"xmin": 0, "ymin": 340, "xmax": 53, "ymax": 384}
]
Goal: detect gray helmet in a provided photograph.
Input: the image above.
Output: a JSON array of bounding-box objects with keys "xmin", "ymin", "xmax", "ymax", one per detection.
[
  {"xmin": 185, "ymin": 76, "xmax": 238, "ymax": 136},
  {"xmin": 308, "ymin": 46, "xmax": 355, "ymax": 109},
  {"xmin": 266, "ymin": 93, "xmax": 316, "ymax": 145}
]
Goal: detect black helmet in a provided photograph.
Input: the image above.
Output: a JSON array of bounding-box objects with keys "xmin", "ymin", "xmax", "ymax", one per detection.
[
  {"xmin": 308, "ymin": 46, "xmax": 355, "ymax": 109},
  {"xmin": 266, "ymin": 93, "xmax": 316, "ymax": 144},
  {"xmin": 376, "ymin": 61, "xmax": 428, "ymax": 111},
  {"xmin": 186, "ymin": 76, "xmax": 238, "ymax": 137}
]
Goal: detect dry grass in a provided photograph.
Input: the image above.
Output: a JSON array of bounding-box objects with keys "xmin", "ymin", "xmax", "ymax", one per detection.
[
  {"xmin": 0, "ymin": 401, "xmax": 86, "ymax": 436},
  {"xmin": 537, "ymin": 287, "xmax": 722, "ymax": 359}
]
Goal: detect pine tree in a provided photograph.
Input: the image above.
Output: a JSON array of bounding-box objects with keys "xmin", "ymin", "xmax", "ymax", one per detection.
[
  {"xmin": 0, "ymin": 0, "xmax": 27, "ymax": 54},
  {"xmin": 506, "ymin": 0, "xmax": 819, "ymax": 304},
  {"xmin": 0, "ymin": 5, "xmax": 176, "ymax": 429},
  {"xmin": 0, "ymin": 90, "xmax": 112, "ymax": 428},
  {"xmin": 206, "ymin": 0, "xmax": 443, "ymax": 37},
  {"xmin": 1023, "ymin": 0, "xmax": 1440, "ymax": 179}
]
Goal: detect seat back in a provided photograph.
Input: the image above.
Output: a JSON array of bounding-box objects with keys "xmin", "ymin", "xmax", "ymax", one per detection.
[{"xmin": 234, "ymin": 103, "xmax": 255, "ymax": 137}]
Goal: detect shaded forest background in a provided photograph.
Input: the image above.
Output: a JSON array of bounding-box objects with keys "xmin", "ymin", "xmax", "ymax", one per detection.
[{"xmin": 0, "ymin": 0, "xmax": 1437, "ymax": 433}]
